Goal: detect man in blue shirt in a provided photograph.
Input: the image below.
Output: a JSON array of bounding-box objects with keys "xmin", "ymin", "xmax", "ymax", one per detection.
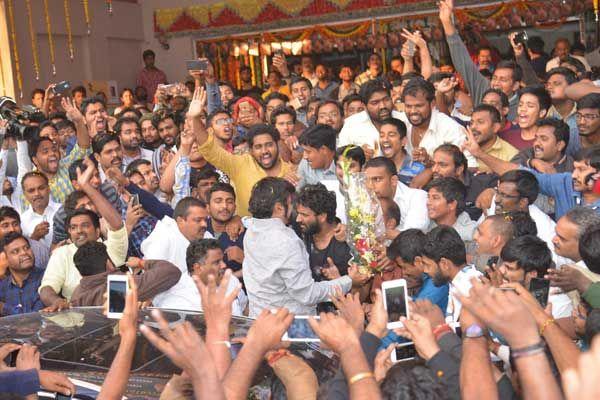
[{"xmin": 0, "ymin": 232, "xmax": 44, "ymax": 316}]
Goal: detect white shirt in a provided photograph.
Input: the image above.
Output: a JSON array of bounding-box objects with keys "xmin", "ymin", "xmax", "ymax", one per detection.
[
  {"xmin": 122, "ymin": 148, "xmax": 153, "ymax": 171},
  {"xmin": 392, "ymin": 181, "xmax": 430, "ymax": 231},
  {"xmin": 21, "ymin": 200, "xmax": 61, "ymax": 249},
  {"xmin": 175, "ymin": 273, "xmax": 248, "ymax": 316},
  {"xmin": 337, "ymin": 110, "xmax": 404, "ymax": 151},
  {"xmin": 141, "ymin": 216, "xmax": 212, "ymax": 310},
  {"xmin": 446, "ymin": 265, "xmax": 483, "ymax": 323},
  {"xmin": 397, "ymin": 109, "xmax": 476, "ymax": 168},
  {"xmin": 546, "ymin": 55, "xmax": 591, "ymax": 72}
]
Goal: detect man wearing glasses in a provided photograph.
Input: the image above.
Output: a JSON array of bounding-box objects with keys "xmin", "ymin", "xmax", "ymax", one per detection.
[{"xmin": 576, "ymin": 94, "xmax": 600, "ymax": 149}]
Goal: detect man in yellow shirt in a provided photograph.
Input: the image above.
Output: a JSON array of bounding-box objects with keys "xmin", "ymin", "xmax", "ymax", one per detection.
[
  {"xmin": 467, "ymin": 104, "xmax": 518, "ymax": 173},
  {"xmin": 190, "ymin": 88, "xmax": 292, "ymax": 216}
]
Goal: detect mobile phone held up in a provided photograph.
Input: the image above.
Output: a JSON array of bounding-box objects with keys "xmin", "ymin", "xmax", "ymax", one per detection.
[
  {"xmin": 391, "ymin": 342, "xmax": 417, "ymax": 363},
  {"xmin": 382, "ymin": 279, "xmax": 409, "ymax": 329},
  {"xmin": 281, "ymin": 316, "xmax": 320, "ymax": 342},
  {"xmin": 529, "ymin": 277, "xmax": 550, "ymax": 308},
  {"xmin": 106, "ymin": 275, "xmax": 128, "ymax": 319},
  {"xmin": 186, "ymin": 59, "xmax": 208, "ymax": 71},
  {"xmin": 53, "ymin": 81, "xmax": 71, "ymax": 95},
  {"xmin": 131, "ymin": 193, "xmax": 140, "ymax": 207}
]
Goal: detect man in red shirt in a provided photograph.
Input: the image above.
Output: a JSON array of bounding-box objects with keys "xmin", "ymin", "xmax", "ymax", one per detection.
[{"xmin": 136, "ymin": 49, "xmax": 167, "ymax": 104}]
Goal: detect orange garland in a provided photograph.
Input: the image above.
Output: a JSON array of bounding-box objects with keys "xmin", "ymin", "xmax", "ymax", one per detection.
[
  {"xmin": 25, "ymin": 0, "xmax": 41, "ymax": 81},
  {"xmin": 64, "ymin": 0, "xmax": 75, "ymax": 60},
  {"xmin": 42, "ymin": 0, "xmax": 57, "ymax": 75},
  {"xmin": 6, "ymin": 0, "xmax": 22, "ymax": 97}
]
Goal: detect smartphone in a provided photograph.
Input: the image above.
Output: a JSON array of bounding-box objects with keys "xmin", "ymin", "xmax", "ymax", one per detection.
[
  {"xmin": 53, "ymin": 81, "xmax": 71, "ymax": 95},
  {"xmin": 281, "ymin": 316, "xmax": 320, "ymax": 342},
  {"xmin": 290, "ymin": 97, "xmax": 302, "ymax": 110},
  {"xmin": 407, "ymin": 41, "xmax": 416, "ymax": 57},
  {"xmin": 106, "ymin": 275, "xmax": 128, "ymax": 319},
  {"xmin": 56, "ymin": 394, "xmax": 72, "ymax": 400},
  {"xmin": 382, "ymin": 279, "xmax": 409, "ymax": 329},
  {"xmin": 131, "ymin": 193, "xmax": 140, "ymax": 207},
  {"xmin": 8, "ymin": 348, "xmax": 18, "ymax": 367},
  {"xmin": 186, "ymin": 59, "xmax": 208, "ymax": 71},
  {"xmin": 529, "ymin": 277, "xmax": 550, "ymax": 308},
  {"xmin": 390, "ymin": 342, "xmax": 417, "ymax": 363}
]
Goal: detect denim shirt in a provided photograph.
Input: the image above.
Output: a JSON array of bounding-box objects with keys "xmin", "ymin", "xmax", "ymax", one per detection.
[{"xmin": 0, "ymin": 268, "xmax": 44, "ymax": 316}]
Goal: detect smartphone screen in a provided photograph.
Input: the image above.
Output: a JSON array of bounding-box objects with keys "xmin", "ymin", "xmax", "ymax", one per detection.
[
  {"xmin": 56, "ymin": 394, "xmax": 72, "ymax": 400},
  {"xmin": 384, "ymin": 285, "xmax": 407, "ymax": 323},
  {"xmin": 529, "ymin": 278, "xmax": 550, "ymax": 308},
  {"xmin": 108, "ymin": 280, "xmax": 127, "ymax": 315},
  {"xmin": 8, "ymin": 349, "xmax": 18, "ymax": 367},
  {"xmin": 131, "ymin": 193, "xmax": 140, "ymax": 207},
  {"xmin": 53, "ymin": 81, "xmax": 71, "ymax": 95},
  {"xmin": 186, "ymin": 60, "xmax": 208, "ymax": 71},
  {"xmin": 393, "ymin": 342, "xmax": 417, "ymax": 362},
  {"xmin": 286, "ymin": 317, "xmax": 319, "ymax": 341}
]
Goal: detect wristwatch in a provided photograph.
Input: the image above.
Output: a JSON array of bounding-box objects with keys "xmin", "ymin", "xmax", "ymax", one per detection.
[{"xmin": 464, "ymin": 324, "xmax": 487, "ymax": 338}]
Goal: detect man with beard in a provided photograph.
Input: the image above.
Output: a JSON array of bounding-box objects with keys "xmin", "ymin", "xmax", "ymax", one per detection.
[
  {"xmin": 20, "ymin": 172, "xmax": 61, "ymax": 249},
  {"xmin": 125, "ymin": 159, "xmax": 160, "ymax": 195},
  {"xmin": 0, "ymin": 233, "xmax": 44, "ymax": 316},
  {"xmin": 296, "ymin": 184, "xmax": 351, "ymax": 282},
  {"xmin": 81, "ymin": 97, "xmax": 109, "ymax": 138},
  {"xmin": 243, "ymin": 177, "xmax": 366, "ymax": 317},
  {"xmin": 338, "ymin": 80, "xmax": 401, "ymax": 152},
  {"xmin": 92, "ymin": 134, "xmax": 123, "ymax": 183},
  {"xmin": 546, "ymin": 68, "xmax": 580, "ymax": 156},
  {"xmin": 115, "ymin": 117, "xmax": 153, "ymax": 170},
  {"xmin": 315, "ymin": 101, "xmax": 344, "ymax": 132},
  {"xmin": 151, "ymin": 111, "xmax": 181, "ymax": 178},
  {"xmin": 465, "ymin": 104, "xmax": 517, "ymax": 173},
  {"xmin": 420, "ymin": 225, "xmax": 482, "ymax": 324},
  {"xmin": 194, "ymin": 87, "xmax": 293, "ymax": 216},
  {"xmin": 498, "ymin": 235, "xmax": 573, "ymax": 319},
  {"xmin": 140, "ymin": 114, "xmax": 162, "ymax": 150},
  {"xmin": 576, "ymin": 94, "xmax": 600, "ymax": 148},
  {"xmin": 206, "ymin": 183, "xmax": 244, "ymax": 278},
  {"xmin": 39, "ymin": 163, "xmax": 127, "ymax": 310},
  {"xmin": 314, "ymin": 64, "xmax": 339, "ymax": 101},
  {"xmin": 398, "ymin": 78, "xmax": 473, "ymax": 167}
]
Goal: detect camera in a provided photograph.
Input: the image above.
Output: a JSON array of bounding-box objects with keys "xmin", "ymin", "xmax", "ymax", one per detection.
[
  {"xmin": 0, "ymin": 96, "xmax": 40, "ymax": 140},
  {"xmin": 514, "ymin": 31, "xmax": 529, "ymax": 47}
]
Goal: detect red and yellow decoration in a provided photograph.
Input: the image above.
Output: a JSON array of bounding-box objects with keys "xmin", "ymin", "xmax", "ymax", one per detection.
[
  {"xmin": 24, "ymin": 0, "xmax": 40, "ymax": 81},
  {"xmin": 64, "ymin": 0, "xmax": 75, "ymax": 60},
  {"xmin": 42, "ymin": 0, "xmax": 57, "ymax": 75},
  {"xmin": 6, "ymin": 0, "xmax": 21, "ymax": 98}
]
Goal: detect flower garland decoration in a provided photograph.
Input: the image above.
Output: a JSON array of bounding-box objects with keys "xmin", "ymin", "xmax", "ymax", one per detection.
[
  {"xmin": 6, "ymin": 0, "xmax": 22, "ymax": 97},
  {"xmin": 340, "ymin": 147, "xmax": 386, "ymax": 275},
  {"xmin": 107, "ymin": 0, "xmax": 113, "ymax": 15},
  {"xmin": 42, "ymin": 0, "xmax": 57, "ymax": 75},
  {"xmin": 83, "ymin": 0, "xmax": 92, "ymax": 35},
  {"xmin": 63, "ymin": 0, "xmax": 75, "ymax": 60},
  {"xmin": 25, "ymin": 0, "xmax": 41, "ymax": 81}
]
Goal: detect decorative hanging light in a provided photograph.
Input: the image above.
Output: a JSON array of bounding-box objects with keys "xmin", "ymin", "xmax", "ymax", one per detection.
[
  {"xmin": 25, "ymin": 0, "xmax": 41, "ymax": 81},
  {"xmin": 83, "ymin": 0, "xmax": 92, "ymax": 35},
  {"xmin": 5, "ymin": 0, "xmax": 20, "ymax": 97},
  {"xmin": 64, "ymin": 0, "xmax": 75, "ymax": 60},
  {"xmin": 42, "ymin": 0, "xmax": 57, "ymax": 75}
]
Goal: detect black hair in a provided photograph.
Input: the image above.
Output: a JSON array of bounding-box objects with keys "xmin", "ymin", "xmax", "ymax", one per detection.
[
  {"xmin": 498, "ymin": 170, "xmax": 539, "ymax": 205},
  {"xmin": 579, "ymin": 224, "xmax": 600, "ymax": 274},
  {"xmin": 400, "ymin": 72, "xmax": 422, "ymax": 83},
  {"xmin": 518, "ymin": 85, "xmax": 552, "ymax": 113},
  {"xmin": 66, "ymin": 209, "xmax": 101, "ymax": 230},
  {"xmin": 380, "ymin": 362, "xmax": 448, "ymax": 400},
  {"xmin": 335, "ymin": 145, "xmax": 366, "ymax": 169},
  {"xmin": 342, "ymin": 94, "xmax": 364, "ymax": 108},
  {"xmin": 575, "ymin": 145, "xmax": 600, "ymax": 170},
  {"xmin": 80, "ymin": 97, "xmax": 106, "ymax": 116},
  {"xmin": 472, "ymin": 104, "xmax": 502, "ymax": 124},
  {"xmin": 248, "ymin": 177, "xmax": 295, "ymax": 219},
  {"xmin": 264, "ymin": 91, "xmax": 290, "ymax": 104},
  {"xmin": 380, "ymin": 118, "xmax": 407, "ymax": 138},
  {"xmin": 191, "ymin": 167, "xmax": 220, "ymax": 189},
  {"xmin": 142, "ymin": 49, "xmax": 155, "ymax": 59},
  {"xmin": 73, "ymin": 241, "xmax": 109, "ymax": 276},
  {"xmin": 173, "ymin": 197, "xmax": 207, "ymax": 220},
  {"xmin": 246, "ymin": 123, "xmax": 280, "ymax": 147},
  {"xmin": 125, "ymin": 159, "xmax": 152, "ymax": 177},
  {"xmin": 0, "ymin": 232, "xmax": 28, "ymax": 253},
  {"xmin": 360, "ymin": 79, "xmax": 390, "ymax": 104},
  {"xmin": 28, "ymin": 136, "xmax": 55, "ymax": 160},
  {"xmin": 48, "ymin": 111, "xmax": 67, "ymax": 122},
  {"xmin": 71, "ymin": 85, "xmax": 87, "ymax": 96},
  {"xmin": 39, "ymin": 120, "xmax": 57, "ymax": 134},
  {"xmin": 504, "ymin": 210, "xmax": 538, "ymax": 237},
  {"xmin": 115, "ymin": 107, "xmax": 142, "ymax": 120},
  {"xmin": 578, "ymin": 93, "xmax": 600, "ymax": 111},
  {"xmin": 584, "ymin": 309, "xmax": 600, "ymax": 346},
  {"xmin": 186, "ymin": 238, "xmax": 222, "ymax": 274},
  {"xmin": 387, "ymin": 229, "xmax": 426, "ymax": 263},
  {"xmin": 428, "ymin": 72, "xmax": 455, "ymax": 85},
  {"xmin": 21, "ymin": 171, "xmax": 49, "ymax": 188},
  {"xmin": 315, "ymin": 100, "xmax": 344, "ymax": 120},
  {"xmin": 546, "ymin": 67, "xmax": 578, "ymax": 85},
  {"xmin": 496, "ymin": 60, "xmax": 523, "ymax": 82},
  {"xmin": 426, "ymin": 177, "xmax": 467, "ymax": 215},
  {"xmin": 206, "ymin": 109, "xmax": 231, "ymax": 127},
  {"xmin": 381, "ymin": 197, "xmax": 401, "ymax": 227},
  {"xmin": 483, "ymin": 88, "xmax": 510, "ymax": 108},
  {"xmin": 92, "ymin": 133, "xmax": 120, "ymax": 155},
  {"xmin": 423, "ymin": 225, "xmax": 466, "ymax": 266},
  {"xmin": 401, "ymin": 78, "xmax": 436, "ymax": 103},
  {"xmin": 0, "ymin": 206, "xmax": 20, "ymax": 224},
  {"xmin": 31, "ymin": 88, "xmax": 44, "ymax": 99},
  {"xmin": 527, "ymin": 36, "xmax": 545, "ymax": 54},
  {"xmin": 290, "ymin": 76, "xmax": 313, "ymax": 91},
  {"xmin": 500, "ymin": 235, "xmax": 552, "ymax": 276},
  {"xmin": 536, "ymin": 118, "xmax": 570, "ymax": 150},
  {"xmin": 207, "ymin": 182, "xmax": 236, "ymax": 203},
  {"xmin": 299, "ymin": 124, "xmax": 337, "ymax": 152},
  {"xmin": 151, "ymin": 110, "xmax": 182, "ymax": 130},
  {"xmin": 270, "ymin": 106, "xmax": 297, "ymax": 125},
  {"xmin": 433, "ymin": 144, "xmax": 468, "ymax": 172},
  {"xmin": 68, "ymin": 157, "xmax": 98, "ymax": 182},
  {"xmin": 64, "ymin": 190, "xmax": 89, "ymax": 214},
  {"xmin": 297, "ymin": 183, "xmax": 337, "ymax": 223},
  {"xmin": 114, "ymin": 117, "xmax": 141, "ymax": 136},
  {"xmin": 55, "ymin": 119, "xmax": 76, "ymax": 133},
  {"xmin": 365, "ymin": 156, "xmax": 397, "ymax": 176}
]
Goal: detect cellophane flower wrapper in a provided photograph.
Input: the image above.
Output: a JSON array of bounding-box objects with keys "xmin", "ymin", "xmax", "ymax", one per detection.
[{"xmin": 343, "ymin": 172, "xmax": 386, "ymax": 275}]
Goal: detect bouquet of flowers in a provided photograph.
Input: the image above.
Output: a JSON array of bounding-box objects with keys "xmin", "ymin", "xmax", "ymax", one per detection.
[{"xmin": 342, "ymin": 168, "xmax": 386, "ymax": 275}]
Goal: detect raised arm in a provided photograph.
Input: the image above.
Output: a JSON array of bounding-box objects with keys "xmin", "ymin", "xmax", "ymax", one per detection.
[
  {"xmin": 462, "ymin": 127, "xmax": 519, "ymax": 175},
  {"xmin": 565, "ymin": 80, "xmax": 600, "ymax": 101},
  {"xmin": 77, "ymin": 159, "xmax": 123, "ymax": 231},
  {"xmin": 61, "ymin": 97, "xmax": 90, "ymax": 149},
  {"xmin": 401, "ymin": 29, "xmax": 432, "ymax": 79}
]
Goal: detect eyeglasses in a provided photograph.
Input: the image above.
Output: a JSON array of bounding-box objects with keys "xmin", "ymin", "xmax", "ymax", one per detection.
[
  {"xmin": 318, "ymin": 112, "xmax": 339, "ymax": 119},
  {"xmin": 494, "ymin": 187, "xmax": 520, "ymax": 200},
  {"xmin": 214, "ymin": 118, "xmax": 233, "ymax": 126},
  {"xmin": 575, "ymin": 113, "xmax": 600, "ymax": 121}
]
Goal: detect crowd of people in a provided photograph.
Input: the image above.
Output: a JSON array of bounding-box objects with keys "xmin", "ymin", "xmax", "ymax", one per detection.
[{"xmin": 3, "ymin": 0, "xmax": 600, "ymax": 398}]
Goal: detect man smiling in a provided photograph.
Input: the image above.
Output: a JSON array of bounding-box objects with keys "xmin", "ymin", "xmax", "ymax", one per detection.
[{"xmin": 297, "ymin": 124, "xmax": 337, "ymax": 189}]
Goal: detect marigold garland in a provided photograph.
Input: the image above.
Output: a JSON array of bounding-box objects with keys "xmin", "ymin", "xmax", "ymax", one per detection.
[
  {"xmin": 83, "ymin": 0, "xmax": 92, "ymax": 35},
  {"xmin": 6, "ymin": 0, "xmax": 22, "ymax": 98},
  {"xmin": 42, "ymin": 0, "xmax": 57, "ymax": 75},
  {"xmin": 64, "ymin": 0, "xmax": 75, "ymax": 60},
  {"xmin": 25, "ymin": 0, "xmax": 41, "ymax": 81}
]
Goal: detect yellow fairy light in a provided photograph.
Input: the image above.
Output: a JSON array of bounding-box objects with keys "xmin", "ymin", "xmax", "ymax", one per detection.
[
  {"xmin": 64, "ymin": 0, "xmax": 75, "ymax": 60},
  {"xmin": 25, "ymin": 0, "xmax": 41, "ymax": 81},
  {"xmin": 83, "ymin": 0, "xmax": 91, "ymax": 35},
  {"xmin": 42, "ymin": 0, "xmax": 57, "ymax": 75},
  {"xmin": 6, "ymin": 0, "xmax": 22, "ymax": 97}
]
